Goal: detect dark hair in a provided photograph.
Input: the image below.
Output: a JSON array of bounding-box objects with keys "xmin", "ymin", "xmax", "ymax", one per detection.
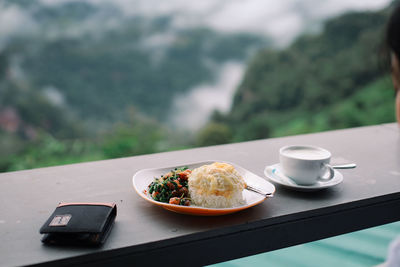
[{"xmin": 386, "ymin": 4, "xmax": 400, "ymax": 59}]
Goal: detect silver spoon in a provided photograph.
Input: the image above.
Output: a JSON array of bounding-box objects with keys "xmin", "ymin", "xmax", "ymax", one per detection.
[
  {"xmin": 333, "ymin": 163, "xmax": 357, "ymax": 169},
  {"xmin": 245, "ymin": 185, "xmax": 274, "ymax": 198}
]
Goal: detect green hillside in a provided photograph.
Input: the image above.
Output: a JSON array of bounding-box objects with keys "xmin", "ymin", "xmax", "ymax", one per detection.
[
  {"xmin": 3, "ymin": 0, "xmax": 265, "ymax": 123},
  {"xmin": 0, "ymin": 1, "xmax": 398, "ymax": 172},
  {"xmin": 202, "ymin": 7, "xmax": 396, "ymax": 144},
  {"xmin": 0, "ymin": 0, "xmax": 266, "ymax": 171}
]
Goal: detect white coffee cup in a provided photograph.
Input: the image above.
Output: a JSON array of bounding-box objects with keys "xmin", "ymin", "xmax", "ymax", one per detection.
[{"xmin": 279, "ymin": 145, "xmax": 335, "ymax": 185}]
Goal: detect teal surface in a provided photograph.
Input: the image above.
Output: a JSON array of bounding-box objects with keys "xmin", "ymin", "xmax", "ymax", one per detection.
[{"xmin": 210, "ymin": 221, "xmax": 400, "ymax": 267}]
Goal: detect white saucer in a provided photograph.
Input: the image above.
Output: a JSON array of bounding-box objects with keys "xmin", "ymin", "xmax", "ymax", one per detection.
[{"xmin": 264, "ymin": 163, "xmax": 343, "ymax": 192}]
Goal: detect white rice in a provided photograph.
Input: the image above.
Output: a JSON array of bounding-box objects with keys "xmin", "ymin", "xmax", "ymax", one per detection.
[
  {"xmin": 188, "ymin": 162, "xmax": 245, "ymax": 208},
  {"xmin": 190, "ymin": 189, "xmax": 244, "ymax": 208}
]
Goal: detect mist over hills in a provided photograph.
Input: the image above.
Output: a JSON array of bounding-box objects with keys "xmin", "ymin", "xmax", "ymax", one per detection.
[
  {"xmin": 0, "ymin": 0, "xmax": 391, "ymax": 132},
  {"xmin": 0, "ymin": 0, "xmax": 396, "ymax": 171},
  {"xmin": 218, "ymin": 6, "xmax": 396, "ymax": 142},
  {"xmin": 1, "ymin": 0, "xmax": 267, "ymax": 130}
]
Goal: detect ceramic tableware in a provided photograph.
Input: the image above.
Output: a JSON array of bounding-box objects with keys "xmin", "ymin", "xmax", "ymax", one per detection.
[
  {"xmin": 279, "ymin": 145, "xmax": 335, "ymax": 185},
  {"xmin": 132, "ymin": 160, "xmax": 275, "ymax": 216},
  {"xmin": 264, "ymin": 163, "xmax": 343, "ymax": 192}
]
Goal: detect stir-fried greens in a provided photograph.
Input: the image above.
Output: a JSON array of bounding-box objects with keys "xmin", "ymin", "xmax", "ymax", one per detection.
[{"xmin": 148, "ymin": 167, "xmax": 191, "ymax": 206}]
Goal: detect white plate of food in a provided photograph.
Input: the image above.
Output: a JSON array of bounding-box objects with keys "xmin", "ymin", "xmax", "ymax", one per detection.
[{"xmin": 132, "ymin": 160, "xmax": 275, "ymax": 216}]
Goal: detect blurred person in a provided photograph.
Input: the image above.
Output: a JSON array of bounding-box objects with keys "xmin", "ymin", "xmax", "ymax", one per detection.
[
  {"xmin": 379, "ymin": 5, "xmax": 400, "ymax": 267},
  {"xmin": 387, "ymin": 4, "xmax": 400, "ymax": 124}
]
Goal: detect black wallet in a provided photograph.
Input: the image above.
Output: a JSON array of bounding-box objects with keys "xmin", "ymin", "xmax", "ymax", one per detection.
[{"xmin": 40, "ymin": 202, "xmax": 117, "ymax": 246}]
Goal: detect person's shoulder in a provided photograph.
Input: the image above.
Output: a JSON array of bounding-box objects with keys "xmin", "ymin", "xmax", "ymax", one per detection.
[{"xmin": 384, "ymin": 236, "xmax": 400, "ymax": 267}]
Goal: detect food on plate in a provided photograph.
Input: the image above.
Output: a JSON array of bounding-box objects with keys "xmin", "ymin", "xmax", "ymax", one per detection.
[
  {"xmin": 147, "ymin": 167, "xmax": 191, "ymax": 206},
  {"xmin": 188, "ymin": 162, "xmax": 246, "ymax": 208},
  {"xmin": 146, "ymin": 162, "xmax": 246, "ymax": 208}
]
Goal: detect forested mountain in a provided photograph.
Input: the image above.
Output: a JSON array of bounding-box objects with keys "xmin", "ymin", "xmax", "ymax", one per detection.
[
  {"xmin": 2, "ymin": 0, "xmax": 266, "ymax": 125},
  {"xmin": 0, "ymin": 0, "xmax": 267, "ymax": 171},
  {"xmin": 201, "ymin": 6, "xmax": 396, "ymax": 144},
  {"xmin": 0, "ymin": 0, "xmax": 397, "ymax": 171}
]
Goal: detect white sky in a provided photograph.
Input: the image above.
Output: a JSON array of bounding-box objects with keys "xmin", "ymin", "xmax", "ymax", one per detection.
[
  {"xmin": 3, "ymin": 0, "xmax": 392, "ymax": 48},
  {"xmin": 85, "ymin": 0, "xmax": 392, "ymax": 46}
]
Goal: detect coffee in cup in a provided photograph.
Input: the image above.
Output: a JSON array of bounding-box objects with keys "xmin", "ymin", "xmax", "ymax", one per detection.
[{"xmin": 279, "ymin": 145, "xmax": 335, "ymax": 185}]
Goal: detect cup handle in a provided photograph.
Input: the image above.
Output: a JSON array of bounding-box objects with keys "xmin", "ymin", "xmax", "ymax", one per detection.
[{"xmin": 318, "ymin": 164, "xmax": 335, "ymax": 182}]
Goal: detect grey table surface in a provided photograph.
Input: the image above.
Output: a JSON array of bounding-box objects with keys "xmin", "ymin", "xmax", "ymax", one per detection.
[{"xmin": 1, "ymin": 124, "xmax": 400, "ymax": 267}]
